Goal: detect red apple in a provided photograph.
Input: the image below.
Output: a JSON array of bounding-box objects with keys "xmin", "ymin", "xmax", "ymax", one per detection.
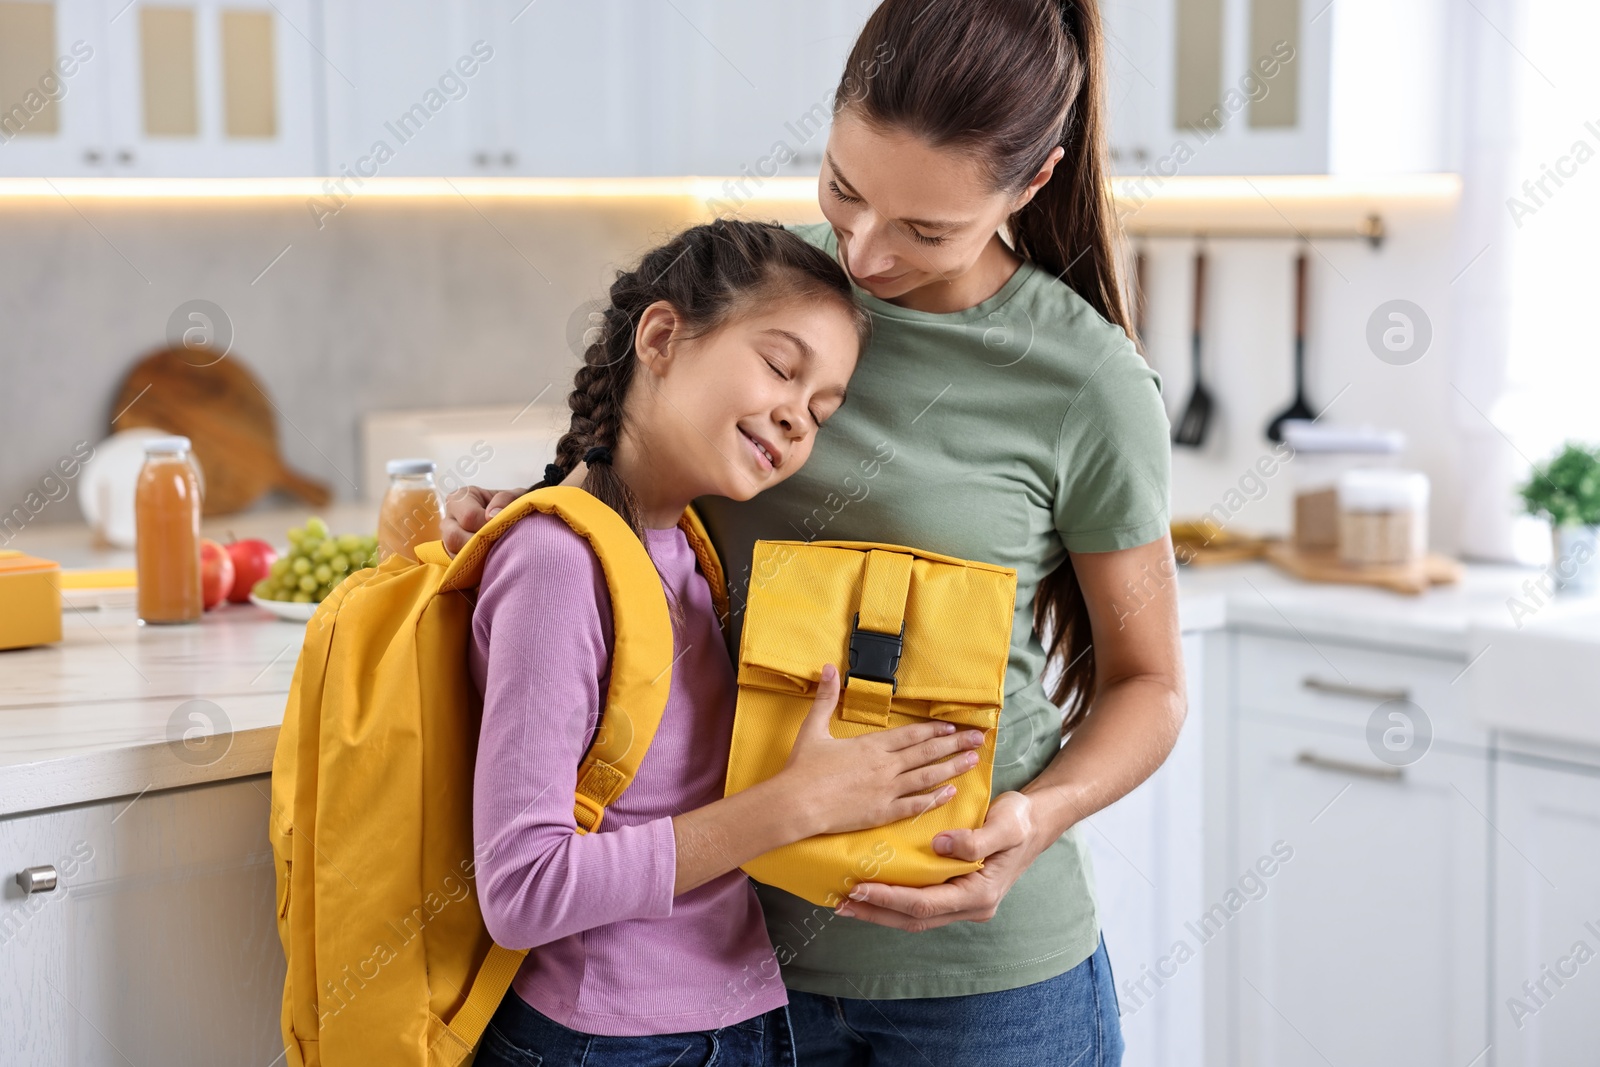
[
  {"xmin": 200, "ymin": 538, "xmax": 236, "ymax": 611},
  {"xmin": 225, "ymin": 537, "xmax": 277, "ymax": 603}
]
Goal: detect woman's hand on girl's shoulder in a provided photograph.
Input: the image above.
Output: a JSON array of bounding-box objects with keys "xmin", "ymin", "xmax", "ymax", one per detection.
[
  {"xmin": 772, "ymin": 664, "xmax": 987, "ymax": 837},
  {"xmin": 442, "ymin": 485, "xmax": 523, "ymax": 557}
]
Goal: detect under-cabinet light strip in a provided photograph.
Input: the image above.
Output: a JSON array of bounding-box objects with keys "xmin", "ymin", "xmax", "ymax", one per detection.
[{"xmin": 0, "ymin": 173, "xmax": 1461, "ymax": 204}]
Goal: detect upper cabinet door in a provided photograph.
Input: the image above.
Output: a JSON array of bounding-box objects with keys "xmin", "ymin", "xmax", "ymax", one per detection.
[
  {"xmin": 321, "ymin": 0, "xmax": 483, "ymax": 177},
  {"xmin": 0, "ymin": 0, "xmax": 109, "ymax": 175},
  {"xmin": 480, "ymin": 0, "xmax": 877, "ymax": 178},
  {"xmin": 624, "ymin": 0, "xmax": 875, "ymax": 178},
  {"xmin": 1101, "ymin": 0, "xmax": 1447, "ymax": 176},
  {"xmin": 481, "ymin": 0, "xmax": 643, "ymax": 176},
  {"xmin": 99, "ymin": 0, "xmax": 319, "ymax": 175}
]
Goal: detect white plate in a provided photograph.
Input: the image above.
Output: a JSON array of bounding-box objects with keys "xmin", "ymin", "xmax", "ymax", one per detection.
[
  {"xmin": 78, "ymin": 428, "xmax": 173, "ymax": 547},
  {"xmin": 249, "ymin": 593, "xmax": 319, "ymax": 622}
]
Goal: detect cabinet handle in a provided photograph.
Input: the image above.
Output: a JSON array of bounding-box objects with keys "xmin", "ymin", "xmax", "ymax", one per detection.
[
  {"xmin": 1301, "ymin": 676, "xmax": 1410, "ymax": 703},
  {"xmin": 15, "ymin": 865, "xmax": 59, "ymax": 894},
  {"xmin": 473, "ymin": 150, "xmax": 490, "ymax": 167},
  {"xmin": 500, "ymin": 150, "xmax": 516, "ymax": 167},
  {"xmin": 83, "ymin": 149, "xmax": 102, "ymax": 165},
  {"xmin": 1296, "ymin": 751, "xmax": 1404, "ymax": 782},
  {"xmin": 117, "ymin": 148, "xmax": 135, "ymax": 165}
]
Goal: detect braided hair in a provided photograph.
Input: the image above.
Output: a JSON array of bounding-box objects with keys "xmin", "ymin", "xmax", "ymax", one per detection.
[{"xmin": 536, "ymin": 218, "xmax": 869, "ymax": 546}]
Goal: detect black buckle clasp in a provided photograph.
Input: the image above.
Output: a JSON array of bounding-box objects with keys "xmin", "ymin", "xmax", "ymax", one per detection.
[{"xmin": 846, "ymin": 613, "xmax": 904, "ymax": 692}]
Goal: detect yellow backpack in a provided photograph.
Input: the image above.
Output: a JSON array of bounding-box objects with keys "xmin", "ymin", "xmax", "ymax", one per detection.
[
  {"xmin": 725, "ymin": 539, "xmax": 1017, "ymax": 907},
  {"xmin": 269, "ymin": 486, "xmax": 727, "ymax": 1066}
]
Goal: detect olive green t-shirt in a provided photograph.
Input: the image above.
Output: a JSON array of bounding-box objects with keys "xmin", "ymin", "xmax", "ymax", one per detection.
[{"xmin": 692, "ymin": 222, "xmax": 1171, "ymax": 1000}]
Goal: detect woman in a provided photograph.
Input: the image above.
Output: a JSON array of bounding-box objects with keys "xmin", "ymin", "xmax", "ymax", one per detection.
[{"xmin": 447, "ymin": 1, "xmax": 1183, "ymax": 1062}]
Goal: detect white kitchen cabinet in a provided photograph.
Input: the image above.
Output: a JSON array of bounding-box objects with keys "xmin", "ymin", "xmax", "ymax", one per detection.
[
  {"xmin": 1087, "ymin": 631, "xmax": 1208, "ymax": 1067},
  {"xmin": 475, "ymin": 0, "xmax": 645, "ymax": 176},
  {"xmin": 101, "ymin": 0, "xmax": 320, "ymax": 175},
  {"xmin": 320, "ymin": 0, "xmax": 482, "ymax": 177},
  {"xmin": 1233, "ymin": 714, "xmax": 1489, "ymax": 1066},
  {"xmin": 0, "ymin": 775, "xmax": 283, "ymax": 1065},
  {"xmin": 620, "ymin": 0, "xmax": 877, "ymax": 178},
  {"xmin": 1100, "ymin": 0, "xmax": 1447, "ymax": 176},
  {"xmin": 1490, "ymin": 747, "xmax": 1600, "ymax": 1066},
  {"xmin": 0, "ymin": 0, "xmax": 108, "ymax": 174},
  {"xmin": 0, "ymin": 0, "xmax": 319, "ymax": 177},
  {"xmin": 478, "ymin": 0, "xmax": 875, "ymax": 178}
]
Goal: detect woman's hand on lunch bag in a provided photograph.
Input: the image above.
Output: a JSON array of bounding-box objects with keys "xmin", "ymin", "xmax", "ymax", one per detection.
[
  {"xmin": 776, "ymin": 664, "xmax": 987, "ymax": 837},
  {"xmin": 829, "ymin": 790, "xmax": 1042, "ymax": 932},
  {"xmin": 442, "ymin": 485, "xmax": 523, "ymax": 557}
]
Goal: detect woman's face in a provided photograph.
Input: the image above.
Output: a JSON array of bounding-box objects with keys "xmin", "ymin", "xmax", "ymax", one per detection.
[
  {"xmin": 629, "ymin": 292, "xmax": 860, "ymax": 502},
  {"xmin": 818, "ymin": 108, "xmax": 1055, "ymax": 302}
]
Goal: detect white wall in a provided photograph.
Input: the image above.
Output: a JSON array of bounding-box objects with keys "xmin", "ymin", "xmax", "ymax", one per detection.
[
  {"xmin": 1141, "ymin": 200, "xmax": 1463, "ymax": 553},
  {"xmin": 0, "ymin": 193, "xmax": 1464, "ymax": 550}
]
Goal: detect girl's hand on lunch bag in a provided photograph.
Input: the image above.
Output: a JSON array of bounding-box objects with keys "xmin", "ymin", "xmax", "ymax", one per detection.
[
  {"xmin": 775, "ymin": 664, "xmax": 986, "ymax": 836},
  {"xmin": 442, "ymin": 485, "xmax": 523, "ymax": 557}
]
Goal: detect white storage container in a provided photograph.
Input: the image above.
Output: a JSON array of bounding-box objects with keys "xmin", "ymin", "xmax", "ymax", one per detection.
[{"xmin": 1338, "ymin": 469, "xmax": 1430, "ymax": 565}]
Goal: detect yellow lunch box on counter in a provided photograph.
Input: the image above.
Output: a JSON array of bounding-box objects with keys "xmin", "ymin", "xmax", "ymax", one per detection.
[{"xmin": 0, "ymin": 550, "xmax": 63, "ymax": 649}]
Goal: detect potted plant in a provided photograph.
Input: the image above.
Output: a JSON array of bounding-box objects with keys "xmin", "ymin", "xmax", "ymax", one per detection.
[{"xmin": 1519, "ymin": 441, "xmax": 1600, "ymax": 595}]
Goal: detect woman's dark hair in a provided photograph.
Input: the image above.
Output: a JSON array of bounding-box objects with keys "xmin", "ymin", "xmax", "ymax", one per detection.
[
  {"xmin": 839, "ymin": 0, "xmax": 1129, "ymax": 732},
  {"xmin": 536, "ymin": 218, "xmax": 870, "ymax": 547}
]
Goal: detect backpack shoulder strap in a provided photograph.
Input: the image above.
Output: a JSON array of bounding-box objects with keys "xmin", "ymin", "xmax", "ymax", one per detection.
[
  {"xmin": 678, "ymin": 504, "xmax": 730, "ymax": 646},
  {"xmin": 425, "ymin": 486, "xmax": 675, "ymax": 835}
]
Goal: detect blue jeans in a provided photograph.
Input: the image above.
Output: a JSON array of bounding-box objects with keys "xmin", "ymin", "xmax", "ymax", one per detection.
[
  {"xmin": 476, "ymin": 989, "xmax": 797, "ymax": 1067},
  {"xmin": 787, "ymin": 935, "xmax": 1123, "ymax": 1067}
]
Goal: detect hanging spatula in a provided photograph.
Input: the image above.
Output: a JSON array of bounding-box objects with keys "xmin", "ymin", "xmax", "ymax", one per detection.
[
  {"xmin": 1173, "ymin": 248, "xmax": 1214, "ymax": 448},
  {"xmin": 1266, "ymin": 250, "xmax": 1316, "ymax": 442}
]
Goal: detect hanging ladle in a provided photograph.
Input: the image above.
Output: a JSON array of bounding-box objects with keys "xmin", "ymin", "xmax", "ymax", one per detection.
[{"xmin": 1266, "ymin": 250, "xmax": 1316, "ymax": 442}]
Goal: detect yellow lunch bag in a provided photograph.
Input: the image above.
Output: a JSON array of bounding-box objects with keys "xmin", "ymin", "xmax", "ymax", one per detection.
[
  {"xmin": 269, "ymin": 486, "xmax": 727, "ymax": 1066},
  {"xmin": 724, "ymin": 539, "xmax": 1018, "ymax": 907}
]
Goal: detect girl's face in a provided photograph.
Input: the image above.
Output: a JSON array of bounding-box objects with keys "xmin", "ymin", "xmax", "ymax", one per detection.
[
  {"xmin": 628, "ymin": 292, "xmax": 860, "ymax": 502},
  {"xmin": 818, "ymin": 107, "xmax": 1057, "ymax": 302}
]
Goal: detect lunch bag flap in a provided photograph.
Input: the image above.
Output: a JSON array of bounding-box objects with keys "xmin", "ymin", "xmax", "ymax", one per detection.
[{"xmin": 737, "ymin": 539, "xmax": 1014, "ymax": 729}]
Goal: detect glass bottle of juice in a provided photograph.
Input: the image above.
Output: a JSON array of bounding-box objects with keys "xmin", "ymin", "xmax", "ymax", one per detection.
[
  {"xmin": 377, "ymin": 459, "xmax": 444, "ymax": 563},
  {"xmin": 135, "ymin": 435, "xmax": 203, "ymax": 625}
]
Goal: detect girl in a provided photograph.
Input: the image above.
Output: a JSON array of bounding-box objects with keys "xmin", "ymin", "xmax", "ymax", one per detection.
[
  {"xmin": 453, "ymin": 1, "xmax": 1184, "ymax": 1061},
  {"xmin": 468, "ymin": 218, "xmax": 989, "ymax": 1066}
]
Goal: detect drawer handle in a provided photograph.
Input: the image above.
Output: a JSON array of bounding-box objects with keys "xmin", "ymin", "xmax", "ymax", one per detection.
[
  {"xmin": 15, "ymin": 865, "xmax": 58, "ymax": 894},
  {"xmin": 1301, "ymin": 676, "xmax": 1410, "ymax": 703},
  {"xmin": 1296, "ymin": 751, "xmax": 1404, "ymax": 782}
]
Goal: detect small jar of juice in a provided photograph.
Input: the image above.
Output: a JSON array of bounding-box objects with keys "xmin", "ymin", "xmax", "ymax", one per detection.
[
  {"xmin": 135, "ymin": 435, "xmax": 203, "ymax": 625},
  {"xmin": 378, "ymin": 459, "xmax": 444, "ymax": 563}
]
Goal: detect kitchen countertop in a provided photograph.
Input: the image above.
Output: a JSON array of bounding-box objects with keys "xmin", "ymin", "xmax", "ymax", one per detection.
[
  {"xmin": 1, "ymin": 503, "xmax": 374, "ymax": 818},
  {"xmin": 1175, "ymin": 558, "xmax": 1600, "ymax": 658},
  {"xmin": 3, "ymin": 503, "xmax": 1593, "ymax": 817}
]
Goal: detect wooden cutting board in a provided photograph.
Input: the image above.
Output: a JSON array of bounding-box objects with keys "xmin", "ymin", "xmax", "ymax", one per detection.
[
  {"xmin": 1171, "ymin": 520, "xmax": 1276, "ymax": 566},
  {"xmin": 110, "ymin": 346, "xmax": 331, "ymax": 516},
  {"xmin": 1266, "ymin": 542, "xmax": 1462, "ymax": 595}
]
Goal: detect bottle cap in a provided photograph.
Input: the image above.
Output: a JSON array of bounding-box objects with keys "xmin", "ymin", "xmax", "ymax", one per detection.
[
  {"xmin": 142, "ymin": 435, "xmax": 192, "ymax": 453},
  {"xmin": 386, "ymin": 458, "xmax": 436, "ymax": 477}
]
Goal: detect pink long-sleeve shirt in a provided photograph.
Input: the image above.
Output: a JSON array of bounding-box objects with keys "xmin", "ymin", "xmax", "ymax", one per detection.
[{"xmin": 468, "ymin": 511, "xmax": 786, "ymax": 1036}]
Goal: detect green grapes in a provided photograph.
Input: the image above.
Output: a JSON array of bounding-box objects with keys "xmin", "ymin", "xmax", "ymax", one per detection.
[{"xmin": 251, "ymin": 516, "xmax": 380, "ymax": 605}]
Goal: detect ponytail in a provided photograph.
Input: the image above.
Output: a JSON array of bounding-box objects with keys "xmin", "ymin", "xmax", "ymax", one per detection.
[{"xmin": 837, "ymin": 0, "xmax": 1126, "ymax": 731}]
